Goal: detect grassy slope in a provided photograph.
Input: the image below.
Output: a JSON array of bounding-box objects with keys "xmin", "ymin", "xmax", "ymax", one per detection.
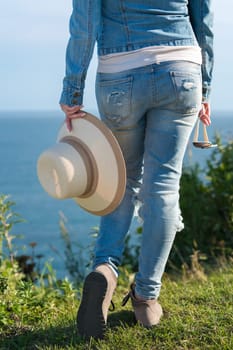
[{"xmin": 0, "ymin": 266, "xmax": 232, "ymax": 350}]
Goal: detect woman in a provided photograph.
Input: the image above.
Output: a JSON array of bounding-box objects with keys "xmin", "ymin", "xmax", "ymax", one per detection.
[{"xmin": 60, "ymin": 0, "xmax": 214, "ymax": 340}]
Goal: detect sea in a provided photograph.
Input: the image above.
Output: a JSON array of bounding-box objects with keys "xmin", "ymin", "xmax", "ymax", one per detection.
[{"xmin": 0, "ymin": 110, "xmax": 232, "ymax": 279}]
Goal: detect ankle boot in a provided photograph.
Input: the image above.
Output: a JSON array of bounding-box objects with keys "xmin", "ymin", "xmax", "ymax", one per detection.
[
  {"xmin": 122, "ymin": 284, "xmax": 163, "ymax": 328},
  {"xmin": 77, "ymin": 264, "xmax": 117, "ymax": 339}
]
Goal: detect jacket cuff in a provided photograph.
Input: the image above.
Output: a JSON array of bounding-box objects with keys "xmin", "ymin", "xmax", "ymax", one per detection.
[
  {"xmin": 59, "ymin": 76, "xmax": 85, "ymax": 106},
  {"xmin": 202, "ymin": 86, "xmax": 211, "ymax": 103},
  {"xmin": 59, "ymin": 89, "xmax": 84, "ymax": 106}
]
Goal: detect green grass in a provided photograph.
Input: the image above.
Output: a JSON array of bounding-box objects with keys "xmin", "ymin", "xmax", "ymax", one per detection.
[{"xmin": 0, "ymin": 265, "xmax": 233, "ymax": 350}]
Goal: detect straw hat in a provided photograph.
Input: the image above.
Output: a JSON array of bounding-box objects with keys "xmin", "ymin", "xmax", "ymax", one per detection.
[{"xmin": 37, "ymin": 112, "xmax": 126, "ymax": 216}]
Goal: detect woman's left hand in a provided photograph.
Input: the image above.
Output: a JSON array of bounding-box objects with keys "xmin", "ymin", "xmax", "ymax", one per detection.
[{"xmin": 199, "ymin": 102, "xmax": 211, "ymax": 126}]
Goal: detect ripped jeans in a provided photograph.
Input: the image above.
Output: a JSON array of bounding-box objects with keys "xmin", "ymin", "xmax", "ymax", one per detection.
[{"xmin": 94, "ymin": 61, "xmax": 202, "ymax": 299}]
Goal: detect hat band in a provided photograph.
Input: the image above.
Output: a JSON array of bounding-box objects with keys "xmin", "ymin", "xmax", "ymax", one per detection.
[{"xmin": 60, "ymin": 136, "xmax": 98, "ymax": 198}]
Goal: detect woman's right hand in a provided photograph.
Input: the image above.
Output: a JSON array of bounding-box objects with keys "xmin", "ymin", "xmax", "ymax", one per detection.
[
  {"xmin": 199, "ymin": 102, "xmax": 211, "ymax": 126},
  {"xmin": 60, "ymin": 104, "xmax": 86, "ymax": 132}
]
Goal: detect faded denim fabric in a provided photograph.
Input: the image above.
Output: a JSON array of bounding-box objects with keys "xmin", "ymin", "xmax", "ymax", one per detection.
[
  {"xmin": 94, "ymin": 61, "xmax": 202, "ymax": 298},
  {"xmin": 59, "ymin": 0, "xmax": 213, "ymax": 106}
]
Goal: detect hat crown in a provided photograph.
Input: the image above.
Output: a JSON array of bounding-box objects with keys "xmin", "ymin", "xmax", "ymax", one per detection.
[
  {"xmin": 37, "ymin": 113, "xmax": 126, "ymax": 216},
  {"xmin": 37, "ymin": 141, "xmax": 90, "ymax": 199}
]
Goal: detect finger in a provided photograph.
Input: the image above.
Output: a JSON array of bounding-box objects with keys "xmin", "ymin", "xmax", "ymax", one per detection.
[
  {"xmin": 65, "ymin": 106, "xmax": 86, "ymax": 119},
  {"xmin": 199, "ymin": 114, "xmax": 211, "ymax": 126},
  {"xmin": 65, "ymin": 117, "xmax": 72, "ymax": 132},
  {"xmin": 60, "ymin": 104, "xmax": 86, "ymax": 131},
  {"xmin": 65, "ymin": 111, "xmax": 86, "ymax": 131},
  {"xmin": 61, "ymin": 104, "xmax": 83, "ymax": 114},
  {"xmin": 68, "ymin": 111, "xmax": 86, "ymax": 119},
  {"xmin": 66, "ymin": 106, "xmax": 83, "ymax": 113}
]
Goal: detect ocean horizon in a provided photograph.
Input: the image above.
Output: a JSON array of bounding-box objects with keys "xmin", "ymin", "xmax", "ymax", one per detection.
[{"xmin": 0, "ymin": 109, "xmax": 232, "ymax": 278}]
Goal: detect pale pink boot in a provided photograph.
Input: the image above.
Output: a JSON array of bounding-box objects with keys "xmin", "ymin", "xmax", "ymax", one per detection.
[
  {"xmin": 122, "ymin": 284, "xmax": 163, "ymax": 328},
  {"xmin": 77, "ymin": 264, "xmax": 117, "ymax": 339}
]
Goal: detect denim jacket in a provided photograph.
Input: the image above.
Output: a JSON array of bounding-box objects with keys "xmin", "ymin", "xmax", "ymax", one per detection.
[{"xmin": 60, "ymin": 0, "xmax": 213, "ymax": 106}]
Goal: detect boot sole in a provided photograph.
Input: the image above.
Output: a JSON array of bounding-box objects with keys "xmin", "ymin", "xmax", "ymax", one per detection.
[{"xmin": 77, "ymin": 271, "xmax": 107, "ymax": 340}]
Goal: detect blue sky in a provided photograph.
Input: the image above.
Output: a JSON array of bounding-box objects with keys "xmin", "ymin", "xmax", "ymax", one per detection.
[{"xmin": 0, "ymin": 0, "xmax": 232, "ymax": 112}]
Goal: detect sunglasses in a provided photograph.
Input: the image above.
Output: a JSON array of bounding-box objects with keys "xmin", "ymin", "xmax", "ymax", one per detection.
[{"xmin": 192, "ymin": 118, "xmax": 218, "ymax": 149}]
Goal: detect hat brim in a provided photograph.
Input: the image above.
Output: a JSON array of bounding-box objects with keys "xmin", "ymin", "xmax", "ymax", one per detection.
[{"xmin": 57, "ymin": 112, "xmax": 126, "ymax": 216}]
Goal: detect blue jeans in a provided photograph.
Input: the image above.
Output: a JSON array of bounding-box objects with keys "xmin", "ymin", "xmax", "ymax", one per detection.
[{"xmin": 94, "ymin": 61, "xmax": 202, "ymax": 299}]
